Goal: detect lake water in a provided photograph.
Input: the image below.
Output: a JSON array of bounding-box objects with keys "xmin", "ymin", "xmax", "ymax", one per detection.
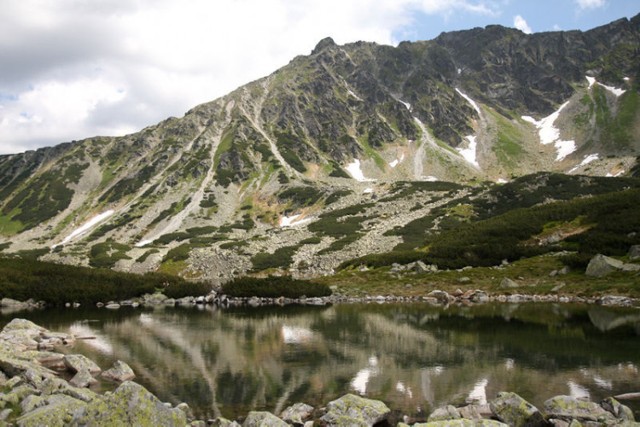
[{"xmin": 2, "ymin": 302, "xmax": 639, "ymax": 421}]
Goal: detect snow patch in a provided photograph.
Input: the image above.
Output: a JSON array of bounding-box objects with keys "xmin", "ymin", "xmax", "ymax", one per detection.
[
  {"xmin": 279, "ymin": 214, "xmax": 313, "ymax": 228},
  {"xmin": 586, "ymin": 76, "xmax": 626, "ymax": 97},
  {"xmin": 568, "ymin": 153, "xmax": 599, "ymax": 173},
  {"xmin": 496, "ymin": 178, "xmax": 508, "ymax": 184},
  {"xmin": 455, "ymin": 88, "xmax": 482, "ymax": 115},
  {"xmin": 606, "ymin": 170, "xmax": 624, "ymax": 178},
  {"xmin": 363, "ymin": 188, "xmax": 374, "ymax": 194},
  {"xmin": 422, "ymin": 176, "xmax": 439, "ymax": 182},
  {"xmin": 135, "ymin": 239, "xmax": 153, "ymax": 248},
  {"xmin": 522, "ymin": 101, "xmax": 576, "ymax": 160},
  {"xmin": 456, "ymin": 135, "xmax": 480, "ymax": 168},
  {"xmin": 347, "ymin": 89, "xmax": 363, "ymax": 101},
  {"xmin": 399, "ymin": 100, "xmax": 411, "ymax": 111},
  {"xmin": 345, "ymin": 159, "xmax": 376, "ymax": 182},
  {"xmin": 54, "ymin": 210, "xmax": 115, "ymax": 247},
  {"xmin": 389, "ymin": 153, "xmax": 405, "ymax": 168},
  {"xmin": 623, "ymin": 77, "xmax": 630, "ymax": 81}
]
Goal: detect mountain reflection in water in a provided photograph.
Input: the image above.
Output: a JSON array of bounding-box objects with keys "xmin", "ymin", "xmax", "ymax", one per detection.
[{"xmin": 2, "ymin": 302, "xmax": 639, "ymax": 420}]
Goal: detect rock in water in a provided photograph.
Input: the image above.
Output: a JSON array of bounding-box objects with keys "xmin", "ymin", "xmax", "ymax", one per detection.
[
  {"xmin": 242, "ymin": 411, "xmax": 288, "ymax": 427},
  {"xmin": 543, "ymin": 395, "xmax": 616, "ymax": 424},
  {"xmin": 585, "ymin": 254, "xmax": 624, "ymax": 277},
  {"xmin": 63, "ymin": 354, "xmax": 101, "ymax": 374},
  {"xmin": 72, "ymin": 381, "xmax": 186, "ymax": 426},
  {"xmin": 320, "ymin": 394, "xmax": 390, "ymax": 426},
  {"xmin": 101, "ymin": 360, "xmax": 135, "ymax": 382},
  {"xmin": 489, "ymin": 392, "xmax": 545, "ymax": 427}
]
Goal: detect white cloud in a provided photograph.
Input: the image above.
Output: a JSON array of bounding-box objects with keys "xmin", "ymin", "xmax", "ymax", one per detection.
[
  {"xmin": 513, "ymin": 15, "xmax": 532, "ymax": 34},
  {"xmin": 575, "ymin": 0, "xmax": 606, "ymax": 10},
  {"xmin": 0, "ymin": 0, "xmax": 498, "ymax": 154}
]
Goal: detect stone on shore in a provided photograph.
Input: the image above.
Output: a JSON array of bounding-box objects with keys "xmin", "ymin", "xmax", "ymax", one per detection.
[
  {"xmin": 428, "ymin": 405, "xmax": 461, "ymax": 422},
  {"xmin": 600, "ymin": 397, "xmax": 635, "ymax": 422},
  {"xmin": 101, "ymin": 360, "xmax": 135, "ymax": 382},
  {"xmin": 489, "ymin": 392, "xmax": 545, "ymax": 427},
  {"xmin": 628, "ymin": 245, "xmax": 640, "ymax": 260},
  {"xmin": 543, "ymin": 395, "xmax": 616, "ymax": 424},
  {"xmin": 280, "ymin": 402, "xmax": 314, "ymax": 425},
  {"xmin": 320, "ymin": 393, "xmax": 390, "ymax": 427},
  {"xmin": 242, "ymin": 411, "xmax": 288, "ymax": 427},
  {"xmin": 403, "ymin": 420, "xmax": 508, "ymax": 427},
  {"xmin": 69, "ymin": 368, "xmax": 98, "ymax": 388},
  {"xmin": 72, "ymin": 381, "xmax": 187, "ymax": 426},
  {"xmin": 585, "ymin": 254, "xmax": 639, "ymax": 277}
]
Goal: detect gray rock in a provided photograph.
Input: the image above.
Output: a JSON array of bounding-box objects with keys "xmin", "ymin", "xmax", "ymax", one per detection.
[
  {"xmin": 72, "ymin": 381, "xmax": 187, "ymax": 426},
  {"xmin": 428, "ymin": 405, "xmax": 461, "ymax": 422},
  {"xmin": 0, "ymin": 298, "xmax": 29, "ymax": 307},
  {"xmin": 585, "ymin": 254, "xmax": 624, "ymax": 277},
  {"xmin": 320, "ymin": 393, "xmax": 390, "ymax": 426},
  {"xmin": 63, "ymin": 354, "xmax": 101, "ymax": 374},
  {"xmin": 242, "ymin": 411, "xmax": 288, "ymax": 427},
  {"xmin": 69, "ymin": 368, "xmax": 98, "ymax": 388},
  {"xmin": 409, "ymin": 420, "xmax": 508, "ymax": 427},
  {"xmin": 628, "ymin": 245, "xmax": 640, "ymax": 260},
  {"xmin": 17, "ymin": 394, "xmax": 87, "ymax": 427},
  {"xmin": 105, "ymin": 303, "xmax": 121, "ymax": 309},
  {"xmin": 143, "ymin": 293, "xmax": 169, "ymax": 305},
  {"xmin": 177, "ymin": 402, "xmax": 195, "ymax": 421},
  {"xmin": 427, "ymin": 290, "xmax": 453, "ymax": 304},
  {"xmin": 500, "ymin": 278, "xmax": 519, "ymax": 289},
  {"xmin": 543, "ymin": 395, "xmax": 616, "ymax": 423},
  {"xmin": 280, "ymin": 402, "xmax": 314, "ymax": 425},
  {"xmin": 101, "ymin": 360, "xmax": 135, "ymax": 382},
  {"xmin": 600, "ymin": 397, "xmax": 635, "ymax": 422},
  {"xmin": 457, "ymin": 404, "xmax": 493, "ymax": 420},
  {"xmin": 490, "ymin": 392, "xmax": 545, "ymax": 427},
  {"xmin": 210, "ymin": 417, "xmax": 242, "ymax": 427}
]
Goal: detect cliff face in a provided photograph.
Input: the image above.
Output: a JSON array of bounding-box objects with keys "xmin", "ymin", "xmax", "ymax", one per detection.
[{"xmin": 0, "ymin": 14, "xmax": 639, "ymax": 277}]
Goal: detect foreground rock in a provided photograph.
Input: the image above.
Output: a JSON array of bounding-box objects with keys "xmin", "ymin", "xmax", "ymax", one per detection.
[
  {"xmin": 320, "ymin": 393, "xmax": 391, "ymax": 426},
  {"xmin": 489, "ymin": 392, "xmax": 545, "ymax": 427}
]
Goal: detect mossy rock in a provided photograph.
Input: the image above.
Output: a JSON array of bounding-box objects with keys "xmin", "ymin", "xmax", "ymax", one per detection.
[
  {"xmin": 489, "ymin": 392, "xmax": 545, "ymax": 427},
  {"xmin": 320, "ymin": 393, "xmax": 390, "ymax": 426},
  {"xmin": 72, "ymin": 381, "xmax": 186, "ymax": 426}
]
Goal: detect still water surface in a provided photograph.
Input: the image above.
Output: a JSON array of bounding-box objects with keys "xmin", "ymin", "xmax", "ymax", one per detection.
[{"xmin": 2, "ymin": 302, "xmax": 639, "ymax": 420}]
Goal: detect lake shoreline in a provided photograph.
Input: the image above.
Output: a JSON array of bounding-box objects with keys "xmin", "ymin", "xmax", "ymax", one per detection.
[
  {"xmin": 0, "ymin": 317, "xmax": 637, "ymax": 426},
  {"xmin": 2, "ymin": 287, "xmax": 639, "ymax": 315}
]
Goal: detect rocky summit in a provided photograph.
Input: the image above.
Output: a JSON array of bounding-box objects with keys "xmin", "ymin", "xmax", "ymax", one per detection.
[{"xmin": 0, "ymin": 15, "xmax": 639, "ymax": 280}]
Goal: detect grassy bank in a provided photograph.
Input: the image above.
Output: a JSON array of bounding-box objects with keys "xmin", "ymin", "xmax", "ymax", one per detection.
[{"xmin": 0, "ymin": 257, "xmax": 212, "ymax": 306}]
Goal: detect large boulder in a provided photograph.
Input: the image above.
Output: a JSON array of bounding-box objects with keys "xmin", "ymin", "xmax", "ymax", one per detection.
[
  {"xmin": 63, "ymin": 354, "xmax": 101, "ymax": 375},
  {"xmin": 17, "ymin": 394, "xmax": 87, "ymax": 427},
  {"xmin": 489, "ymin": 392, "xmax": 545, "ymax": 427},
  {"xmin": 320, "ymin": 394, "xmax": 390, "ymax": 426},
  {"xmin": 600, "ymin": 397, "xmax": 635, "ymax": 422},
  {"xmin": 428, "ymin": 405, "xmax": 461, "ymax": 422},
  {"xmin": 280, "ymin": 402, "xmax": 314, "ymax": 425},
  {"xmin": 585, "ymin": 254, "xmax": 624, "ymax": 277},
  {"xmin": 242, "ymin": 411, "xmax": 288, "ymax": 427},
  {"xmin": 101, "ymin": 360, "xmax": 135, "ymax": 382},
  {"xmin": 543, "ymin": 395, "xmax": 616, "ymax": 424},
  {"xmin": 72, "ymin": 381, "xmax": 186, "ymax": 426},
  {"xmin": 628, "ymin": 245, "xmax": 640, "ymax": 260}
]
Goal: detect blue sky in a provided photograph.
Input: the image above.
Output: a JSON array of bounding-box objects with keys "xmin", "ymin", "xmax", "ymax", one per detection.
[{"xmin": 0, "ymin": 0, "xmax": 638, "ymax": 155}]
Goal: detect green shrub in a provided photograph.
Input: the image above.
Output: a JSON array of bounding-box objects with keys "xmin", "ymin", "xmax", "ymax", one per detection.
[
  {"xmin": 221, "ymin": 276, "xmax": 331, "ymax": 298},
  {"xmin": 0, "ymin": 257, "xmax": 210, "ymax": 306}
]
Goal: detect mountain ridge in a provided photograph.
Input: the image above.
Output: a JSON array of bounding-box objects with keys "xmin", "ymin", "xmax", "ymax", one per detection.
[{"xmin": 0, "ymin": 14, "xmax": 639, "ymax": 281}]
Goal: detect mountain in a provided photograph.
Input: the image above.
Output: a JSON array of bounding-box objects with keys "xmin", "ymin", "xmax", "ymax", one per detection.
[{"xmin": 0, "ymin": 15, "xmax": 639, "ymax": 283}]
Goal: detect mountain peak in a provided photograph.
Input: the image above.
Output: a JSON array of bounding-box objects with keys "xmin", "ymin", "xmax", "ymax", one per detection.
[{"xmin": 311, "ymin": 37, "xmax": 337, "ymax": 54}]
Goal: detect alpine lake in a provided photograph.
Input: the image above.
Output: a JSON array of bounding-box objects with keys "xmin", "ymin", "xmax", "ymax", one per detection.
[{"xmin": 2, "ymin": 302, "xmax": 639, "ymax": 421}]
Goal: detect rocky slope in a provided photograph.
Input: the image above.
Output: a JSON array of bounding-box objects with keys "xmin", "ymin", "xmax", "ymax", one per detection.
[{"xmin": 0, "ymin": 15, "xmax": 639, "ymax": 279}]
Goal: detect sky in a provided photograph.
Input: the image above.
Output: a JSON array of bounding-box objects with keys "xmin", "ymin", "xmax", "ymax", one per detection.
[{"xmin": 0, "ymin": 0, "xmax": 638, "ymax": 155}]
